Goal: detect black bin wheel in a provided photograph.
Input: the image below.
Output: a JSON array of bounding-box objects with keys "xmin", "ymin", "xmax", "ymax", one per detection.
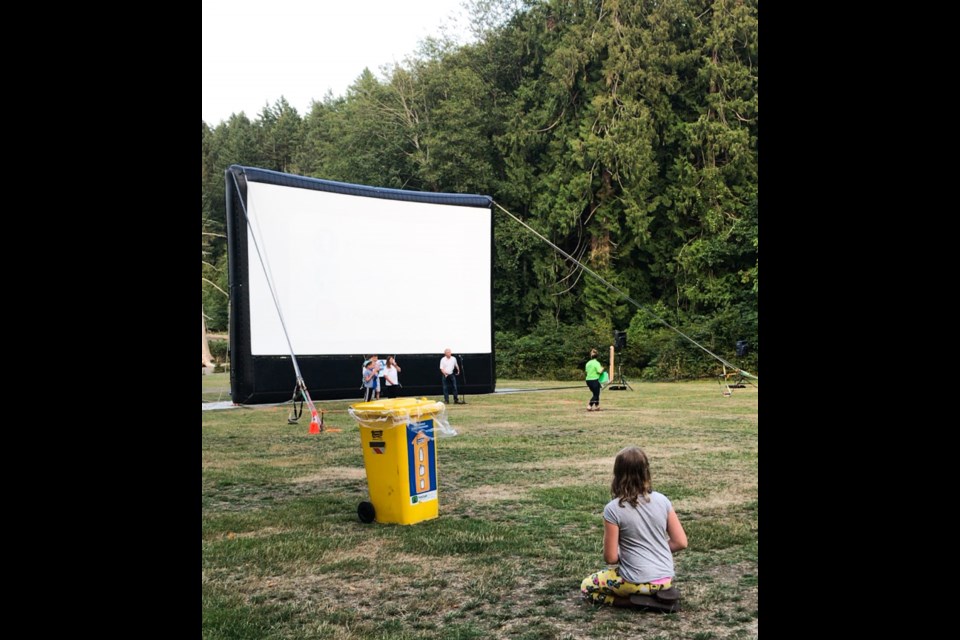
[{"xmin": 358, "ymin": 501, "xmax": 375, "ymax": 523}]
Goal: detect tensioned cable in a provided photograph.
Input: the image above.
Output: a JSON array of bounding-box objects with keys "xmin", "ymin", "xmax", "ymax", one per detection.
[
  {"xmin": 230, "ymin": 172, "xmax": 306, "ymax": 382},
  {"xmin": 494, "ymin": 201, "xmax": 756, "ymax": 380},
  {"xmin": 230, "ymin": 172, "xmax": 330, "ymax": 429}
]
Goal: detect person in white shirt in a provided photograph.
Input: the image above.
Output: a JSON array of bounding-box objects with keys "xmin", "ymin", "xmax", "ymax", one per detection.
[
  {"xmin": 383, "ymin": 356, "xmax": 402, "ymax": 398},
  {"xmin": 375, "ymin": 357, "xmax": 386, "ymax": 399},
  {"xmin": 439, "ymin": 348, "xmax": 460, "ymax": 404}
]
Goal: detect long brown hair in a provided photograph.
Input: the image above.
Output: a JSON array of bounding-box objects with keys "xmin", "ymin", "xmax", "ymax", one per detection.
[{"xmin": 611, "ymin": 446, "xmax": 652, "ymax": 507}]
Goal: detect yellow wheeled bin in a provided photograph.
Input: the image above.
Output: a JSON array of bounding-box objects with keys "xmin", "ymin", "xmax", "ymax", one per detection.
[{"xmin": 348, "ymin": 397, "xmax": 448, "ymax": 525}]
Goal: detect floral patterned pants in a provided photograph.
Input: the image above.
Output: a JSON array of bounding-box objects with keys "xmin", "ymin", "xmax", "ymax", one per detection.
[{"xmin": 581, "ymin": 568, "xmax": 672, "ymax": 605}]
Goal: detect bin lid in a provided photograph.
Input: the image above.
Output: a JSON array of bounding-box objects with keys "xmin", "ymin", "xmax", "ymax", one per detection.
[{"xmin": 350, "ymin": 397, "xmax": 444, "ymax": 419}]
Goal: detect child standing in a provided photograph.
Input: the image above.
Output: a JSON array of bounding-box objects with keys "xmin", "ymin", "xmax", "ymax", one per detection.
[
  {"xmin": 383, "ymin": 356, "xmax": 402, "ymax": 398},
  {"xmin": 362, "ymin": 356, "xmax": 380, "ymax": 402},
  {"xmin": 581, "ymin": 447, "xmax": 688, "ymax": 608}
]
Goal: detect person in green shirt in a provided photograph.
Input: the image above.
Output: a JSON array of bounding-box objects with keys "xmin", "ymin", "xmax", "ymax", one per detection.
[{"xmin": 585, "ymin": 348, "xmax": 605, "ymax": 411}]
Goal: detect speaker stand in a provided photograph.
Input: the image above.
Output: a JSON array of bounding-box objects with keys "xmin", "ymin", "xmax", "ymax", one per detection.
[{"xmin": 607, "ymin": 362, "xmax": 633, "ymax": 391}]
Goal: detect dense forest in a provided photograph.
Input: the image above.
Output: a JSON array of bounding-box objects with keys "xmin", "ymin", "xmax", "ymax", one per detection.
[{"xmin": 202, "ymin": 0, "xmax": 758, "ymax": 380}]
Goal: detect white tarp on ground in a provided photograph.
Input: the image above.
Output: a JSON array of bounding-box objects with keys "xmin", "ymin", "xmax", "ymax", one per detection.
[{"xmin": 202, "ymin": 401, "xmax": 239, "ymax": 411}]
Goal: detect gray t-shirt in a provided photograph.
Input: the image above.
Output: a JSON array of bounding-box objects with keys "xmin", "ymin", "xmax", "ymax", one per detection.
[{"xmin": 603, "ymin": 491, "xmax": 675, "ymax": 584}]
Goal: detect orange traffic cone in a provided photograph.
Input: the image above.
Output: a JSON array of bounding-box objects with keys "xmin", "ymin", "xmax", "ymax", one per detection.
[{"xmin": 309, "ymin": 410, "xmax": 322, "ymax": 434}]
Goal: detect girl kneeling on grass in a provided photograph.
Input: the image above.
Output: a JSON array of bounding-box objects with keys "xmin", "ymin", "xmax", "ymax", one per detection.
[{"xmin": 581, "ymin": 446, "xmax": 688, "ymax": 607}]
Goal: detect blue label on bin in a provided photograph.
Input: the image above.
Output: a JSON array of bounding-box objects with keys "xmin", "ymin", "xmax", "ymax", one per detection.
[{"xmin": 407, "ymin": 419, "xmax": 437, "ymax": 503}]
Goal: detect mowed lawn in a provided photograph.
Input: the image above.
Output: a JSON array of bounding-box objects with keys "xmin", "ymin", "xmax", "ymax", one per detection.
[{"xmin": 202, "ymin": 378, "xmax": 758, "ymax": 639}]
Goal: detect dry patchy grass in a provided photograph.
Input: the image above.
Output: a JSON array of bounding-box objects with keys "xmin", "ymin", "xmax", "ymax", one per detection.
[{"xmin": 203, "ymin": 381, "xmax": 758, "ymax": 639}]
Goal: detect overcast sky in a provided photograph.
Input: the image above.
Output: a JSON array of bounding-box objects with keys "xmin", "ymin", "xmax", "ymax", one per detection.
[{"xmin": 202, "ymin": 0, "xmax": 473, "ymax": 125}]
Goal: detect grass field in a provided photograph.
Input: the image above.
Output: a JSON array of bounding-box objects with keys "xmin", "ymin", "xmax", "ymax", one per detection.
[{"xmin": 202, "ymin": 377, "xmax": 758, "ymax": 639}]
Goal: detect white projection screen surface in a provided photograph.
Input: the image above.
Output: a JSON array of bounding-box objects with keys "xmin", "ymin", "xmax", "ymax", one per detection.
[
  {"xmin": 226, "ymin": 166, "xmax": 496, "ymax": 404},
  {"xmin": 246, "ymin": 182, "xmax": 491, "ymax": 355}
]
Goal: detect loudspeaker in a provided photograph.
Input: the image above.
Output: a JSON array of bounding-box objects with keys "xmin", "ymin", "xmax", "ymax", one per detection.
[
  {"xmin": 613, "ymin": 330, "xmax": 627, "ymax": 350},
  {"xmin": 735, "ymin": 340, "xmax": 749, "ymax": 357}
]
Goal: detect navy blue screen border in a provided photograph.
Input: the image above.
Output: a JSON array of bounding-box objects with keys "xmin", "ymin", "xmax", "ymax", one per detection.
[{"xmin": 225, "ymin": 165, "xmax": 496, "ymax": 404}]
